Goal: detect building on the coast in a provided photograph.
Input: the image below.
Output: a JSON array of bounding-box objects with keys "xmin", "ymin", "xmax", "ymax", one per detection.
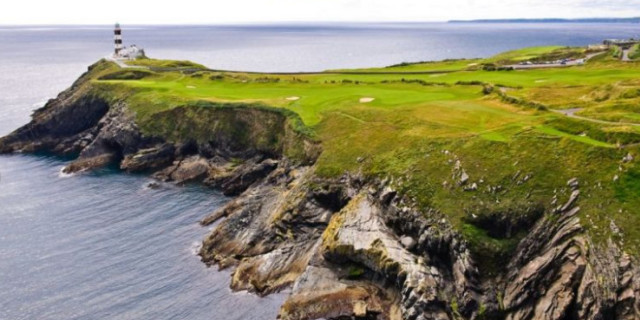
[
  {"xmin": 603, "ymin": 39, "xmax": 639, "ymax": 49},
  {"xmin": 113, "ymin": 23, "xmax": 145, "ymax": 60},
  {"xmin": 588, "ymin": 44, "xmax": 608, "ymax": 51}
]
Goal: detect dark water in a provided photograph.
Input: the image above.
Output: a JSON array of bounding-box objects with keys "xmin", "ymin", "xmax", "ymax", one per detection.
[
  {"xmin": 0, "ymin": 156, "xmax": 285, "ymax": 320},
  {"xmin": 0, "ymin": 23, "xmax": 638, "ymax": 319}
]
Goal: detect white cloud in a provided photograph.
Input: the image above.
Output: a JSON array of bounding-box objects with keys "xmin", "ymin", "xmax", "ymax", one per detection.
[{"xmin": 1, "ymin": 0, "xmax": 639, "ymax": 24}]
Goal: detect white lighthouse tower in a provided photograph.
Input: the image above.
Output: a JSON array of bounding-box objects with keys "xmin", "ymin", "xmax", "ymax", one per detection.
[
  {"xmin": 112, "ymin": 23, "xmax": 146, "ymax": 60},
  {"xmin": 114, "ymin": 23, "xmax": 123, "ymax": 57}
]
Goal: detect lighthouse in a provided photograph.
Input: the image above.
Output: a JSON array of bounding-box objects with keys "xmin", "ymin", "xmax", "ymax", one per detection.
[
  {"xmin": 114, "ymin": 23, "xmax": 123, "ymax": 56},
  {"xmin": 111, "ymin": 23, "xmax": 146, "ymax": 60}
]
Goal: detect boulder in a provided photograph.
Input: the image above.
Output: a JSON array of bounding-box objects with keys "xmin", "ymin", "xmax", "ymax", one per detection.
[
  {"xmin": 218, "ymin": 158, "xmax": 279, "ymax": 196},
  {"xmin": 400, "ymin": 236, "xmax": 417, "ymax": 250},
  {"xmin": 460, "ymin": 171, "xmax": 470, "ymax": 185},
  {"xmin": 120, "ymin": 144, "xmax": 175, "ymax": 172},
  {"xmin": 567, "ymin": 177, "xmax": 579, "ymax": 190}
]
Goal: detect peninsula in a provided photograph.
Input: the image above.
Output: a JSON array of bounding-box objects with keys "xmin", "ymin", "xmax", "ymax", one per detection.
[
  {"xmin": 449, "ymin": 17, "xmax": 640, "ymax": 23},
  {"xmin": 3, "ymin": 44, "xmax": 640, "ymax": 320}
]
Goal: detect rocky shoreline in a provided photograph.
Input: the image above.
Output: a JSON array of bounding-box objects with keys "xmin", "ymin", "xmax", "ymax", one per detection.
[{"xmin": 2, "ymin": 62, "xmax": 640, "ymax": 320}]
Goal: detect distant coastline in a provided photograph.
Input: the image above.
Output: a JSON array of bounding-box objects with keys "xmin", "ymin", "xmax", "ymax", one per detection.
[{"xmin": 449, "ymin": 17, "xmax": 640, "ymax": 23}]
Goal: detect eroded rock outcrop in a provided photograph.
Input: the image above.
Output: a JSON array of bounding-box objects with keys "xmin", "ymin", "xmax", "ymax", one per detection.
[
  {"xmin": 196, "ymin": 169, "xmax": 640, "ymax": 320},
  {"xmin": 199, "ymin": 164, "xmax": 335, "ymax": 294}
]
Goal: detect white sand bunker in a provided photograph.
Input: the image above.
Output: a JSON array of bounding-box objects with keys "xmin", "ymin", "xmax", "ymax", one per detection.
[
  {"xmin": 286, "ymin": 96, "xmax": 300, "ymax": 101},
  {"xmin": 186, "ymin": 85, "xmax": 196, "ymax": 89},
  {"xmin": 359, "ymin": 97, "xmax": 375, "ymax": 103}
]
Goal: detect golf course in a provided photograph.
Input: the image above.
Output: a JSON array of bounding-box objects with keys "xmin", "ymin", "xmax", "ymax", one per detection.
[{"xmin": 69, "ymin": 45, "xmax": 639, "ymax": 273}]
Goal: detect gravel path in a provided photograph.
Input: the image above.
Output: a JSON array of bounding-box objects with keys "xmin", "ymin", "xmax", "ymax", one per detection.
[
  {"xmin": 553, "ymin": 108, "xmax": 640, "ymax": 127},
  {"xmin": 622, "ymin": 49, "xmax": 631, "ymax": 62}
]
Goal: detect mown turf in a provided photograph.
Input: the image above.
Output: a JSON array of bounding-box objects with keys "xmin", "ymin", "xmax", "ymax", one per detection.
[{"xmin": 86, "ymin": 50, "xmax": 640, "ymax": 266}]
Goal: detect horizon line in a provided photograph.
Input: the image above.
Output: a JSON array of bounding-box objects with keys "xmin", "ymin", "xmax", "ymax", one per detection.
[{"xmin": 1, "ymin": 16, "xmax": 640, "ymax": 26}]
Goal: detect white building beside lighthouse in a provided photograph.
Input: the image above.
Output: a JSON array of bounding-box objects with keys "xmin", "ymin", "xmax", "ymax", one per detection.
[{"xmin": 113, "ymin": 23, "xmax": 146, "ymax": 60}]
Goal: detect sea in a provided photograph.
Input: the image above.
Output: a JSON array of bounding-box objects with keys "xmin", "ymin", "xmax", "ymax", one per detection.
[{"xmin": 0, "ymin": 23, "xmax": 638, "ymax": 320}]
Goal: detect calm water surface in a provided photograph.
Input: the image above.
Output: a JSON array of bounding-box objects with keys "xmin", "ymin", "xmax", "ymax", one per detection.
[{"xmin": 0, "ymin": 23, "xmax": 638, "ymax": 319}]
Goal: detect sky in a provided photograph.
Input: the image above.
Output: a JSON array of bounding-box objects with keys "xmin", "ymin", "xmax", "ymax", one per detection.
[{"xmin": 1, "ymin": 0, "xmax": 639, "ymax": 25}]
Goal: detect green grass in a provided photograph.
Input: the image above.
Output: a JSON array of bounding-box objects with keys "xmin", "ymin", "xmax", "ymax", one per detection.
[
  {"xmin": 611, "ymin": 46, "xmax": 623, "ymax": 59},
  {"xmin": 629, "ymin": 44, "xmax": 640, "ymax": 60},
  {"xmin": 98, "ymin": 69, "xmax": 153, "ymax": 80},
  {"xmin": 82, "ymin": 50, "xmax": 640, "ymax": 264},
  {"xmin": 331, "ymin": 59, "xmax": 483, "ymax": 73},
  {"xmin": 486, "ymin": 46, "xmax": 586, "ymax": 64},
  {"xmin": 125, "ymin": 58, "xmax": 206, "ymax": 69},
  {"xmin": 489, "ymin": 46, "xmax": 564, "ymax": 62}
]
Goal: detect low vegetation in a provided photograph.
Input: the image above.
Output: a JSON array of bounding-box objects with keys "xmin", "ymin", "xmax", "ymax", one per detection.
[
  {"xmin": 629, "ymin": 44, "xmax": 640, "ymax": 60},
  {"xmin": 124, "ymin": 58, "xmax": 206, "ymax": 69},
  {"xmin": 98, "ymin": 69, "xmax": 153, "ymax": 80},
  {"xmin": 86, "ymin": 47, "xmax": 640, "ymax": 265},
  {"xmin": 486, "ymin": 46, "xmax": 586, "ymax": 64}
]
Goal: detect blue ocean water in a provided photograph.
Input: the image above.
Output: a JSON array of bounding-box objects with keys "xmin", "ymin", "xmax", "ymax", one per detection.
[{"xmin": 0, "ymin": 23, "xmax": 638, "ymax": 319}]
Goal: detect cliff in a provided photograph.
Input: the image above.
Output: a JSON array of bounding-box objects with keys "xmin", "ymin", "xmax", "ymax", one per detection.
[{"xmin": 3, "ymin": 56, "xmax": 640, "ymax": 320}]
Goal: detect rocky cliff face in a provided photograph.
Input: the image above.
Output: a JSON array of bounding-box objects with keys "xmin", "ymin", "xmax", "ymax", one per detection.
[
  {"xmin": 200, "ymin": 168, "xmax": 640, "ymax": 320},
  {"xmin": 2, "ymin": 63, "xmax": 639, "ymax": 320}
]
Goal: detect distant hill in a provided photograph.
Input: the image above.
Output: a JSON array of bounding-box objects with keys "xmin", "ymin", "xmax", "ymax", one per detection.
[{"xmin": 449, "ymin": 17, "xmax": 640, "ymax": 23}]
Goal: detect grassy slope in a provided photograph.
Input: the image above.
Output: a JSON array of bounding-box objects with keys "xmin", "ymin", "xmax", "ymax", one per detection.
[
  {"xmin": 124, "ymin": 58, "xmax": 206, "ymax": 69},
  {"xmin": 90, "ymin": 50, "xmax": 640, "ymax": 272},
  {"xmin": 629, "ymin": 44, "xmax": 640, "ymax": 60},
  {"xmin": 330, "ymin": 59, "xmax": 483, "ymax": 73}
]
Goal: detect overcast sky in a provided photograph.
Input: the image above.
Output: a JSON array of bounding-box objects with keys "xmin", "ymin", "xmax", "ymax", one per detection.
[{"xmin": 1, "ymin": 0, "xmax": 640, "ymax": 25}]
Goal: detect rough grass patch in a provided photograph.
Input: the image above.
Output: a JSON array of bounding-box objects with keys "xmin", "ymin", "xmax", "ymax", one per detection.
[{"xmin": 98, "ymin": 70, "xmax": 153, "ymax": 80}]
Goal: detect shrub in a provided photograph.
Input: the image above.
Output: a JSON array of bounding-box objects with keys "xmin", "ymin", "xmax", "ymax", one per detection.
[
  {"xmin": 98, "ymin": 70, "xmax": 152, "ymax": 80},
  {"xmin": 545, "ymin": 117, "xmax": 640, "ymax": 145}
]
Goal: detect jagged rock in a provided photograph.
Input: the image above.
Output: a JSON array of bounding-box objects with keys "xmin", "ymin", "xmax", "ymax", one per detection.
[
  {"xmin": 354, "ymin": 301, "xmax": 368, "ymax": 317},
  {"xmin": 464, "ymin": 182, "xmax": 478, "ymax": 191},
  {"xmin": 513, "ymin": 170, "xmax": 522, "ymax": 181},
  {"xmin": 321, "ymin": 194, "xmax": 473, "ymax": 320},
  {"xmin": 611, "ymin": 220, "xmax": 622, "ymax": 236},
  {"xmin": 558, "ymin": 190, "xmax": 580, "ymax": 213},
  {"xmin": 278, "ymin": 262, "xmax": 400, "ymax": 320},
  {"xmin": 63, "ymin": 102, "xmax": 144, "ymax": 173},
  {"xmin": 460, "ymin": 171, "xmax": 470, "ymax": 185},
  {"xmin": 146, "ymin": 182, "xmax": 161, "ymax": 189},
  {"xmin": 400, "ymin": 236, "xmax": 417, "ymax": 250},
  {"xmin": 62, "ymin": 153, "xmax": 117, "ymax": 173},
  {"xmin": 379, "ymin": 186, "xmax": 397, "ymax": 205},
  {"xmin": 567, "ymin": 177, "xmax": 579, "ymax": 190},
  {"xmin": 503, "ymin": 207, "xmax": 587, "ymax": 320},
  {"xmin": 120, "ymin": 144, "xmax": 175, "ymax": 172},
  {"xmin": 200, "ymin": 165, "xmax": 336, "ymax": 295},
  {"xmin": 217, "ymin": 158, "xmax": 279, "ymax": 196},
  {"xmin": 154, "ymin": 155, "xmax": 212, "ymax": 184},
  {"xmin": 0, "ymin": 67, "xmax": 110, "ymax": 154}
]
